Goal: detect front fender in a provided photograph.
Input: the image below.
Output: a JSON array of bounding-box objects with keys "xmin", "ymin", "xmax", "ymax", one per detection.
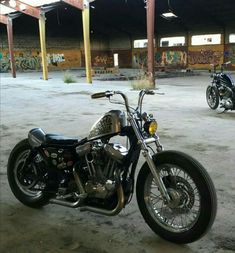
[{"xmin": 140, "ymin": 150, "xmax": 204, "ymax": 172}]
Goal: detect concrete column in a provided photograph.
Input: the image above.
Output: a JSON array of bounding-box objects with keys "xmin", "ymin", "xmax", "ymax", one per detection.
[
  {"xmin": 38, "ymin": 13, "xmax": 48, "ymax": 80},
  {"xmin": 82, "ymin": 1, "xmax": 92, "ymax": 84}
]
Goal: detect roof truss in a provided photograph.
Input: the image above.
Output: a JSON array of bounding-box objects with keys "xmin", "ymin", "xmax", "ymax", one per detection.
[{"xmin": 0, "ymin": 0, "xmax": 41, "ymax": 18}]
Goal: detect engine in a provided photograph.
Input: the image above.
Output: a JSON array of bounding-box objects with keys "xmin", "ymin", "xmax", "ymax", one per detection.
[{"xmin": 76, "ymin": 140, "xmax": 128, "ymax": 199}]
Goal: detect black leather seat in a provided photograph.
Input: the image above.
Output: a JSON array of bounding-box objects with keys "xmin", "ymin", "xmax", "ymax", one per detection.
[
  {"xmin": 45, "ymin": 133, "xmax": 79, "ymax": 145},
  {"xmin": 28, "ymin": 128, "xmax": 87, "ymax": 147}
]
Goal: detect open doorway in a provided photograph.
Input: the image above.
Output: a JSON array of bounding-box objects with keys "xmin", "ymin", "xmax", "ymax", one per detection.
[{"xmin": 114, "ymin": 53, "xmax": 119, "ymax": 67}]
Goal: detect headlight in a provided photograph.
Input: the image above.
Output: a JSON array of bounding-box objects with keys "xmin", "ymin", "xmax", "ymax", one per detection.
[{"xmin": 144, "ymin": 120, "xmax": 158, "ymax": 136}]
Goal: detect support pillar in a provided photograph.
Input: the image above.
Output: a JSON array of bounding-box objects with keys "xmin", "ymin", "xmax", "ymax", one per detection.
[
  {"xmin": 38, "ymin": 13, "xmax": 48, "ymax": 80},
  {"xmin": 82, "ymin": 1, "xmax": 92, "ymax": 84},
  {"xmin": 146, "ymin": 0, "xmax": 155, "ymax": 87},
  {"xmin": 6, "ymin": 18, "xmax": 16, "ymax": 78}
]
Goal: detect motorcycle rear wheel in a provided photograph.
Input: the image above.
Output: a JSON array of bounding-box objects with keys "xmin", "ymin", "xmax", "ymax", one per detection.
[
  {"xmin": 7, "ymin": 139, "xmax": 49, "ymax": 208},
  {"xmin": 136, "ymin": 150, "xmax": 217, "ymax": 244},
  {"xmin": 206, "ymin": 85, "xmax": 219, "ymax": 109}
]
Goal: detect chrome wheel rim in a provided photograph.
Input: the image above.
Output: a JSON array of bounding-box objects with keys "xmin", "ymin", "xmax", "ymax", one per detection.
[
  {"xmin": 144, "ymin": 164, "xmax": 201, "ymax": 233},
  {"xmin": 14, "ymin": 150, "xmax": 43, "ymax": 197},
  {"xmin": 208, "ymin": 88, "xmax": 217, "ymax": 107}
]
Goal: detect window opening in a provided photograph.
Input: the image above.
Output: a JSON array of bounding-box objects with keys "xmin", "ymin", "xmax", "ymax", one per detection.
[
  {"xmin": 229, "ymin": 34, "xmax": 235, "ymax": 43},
  {"xmin": 114, "ymin": 54, "xmax": 119, "ymax": 67},
  {"xmin": 160, "ymin": 36, "xmax": 185, "ymax": 47},
  {"xmin": 191, "ymin": 34, "xmax": 221, "ymax": 45}
]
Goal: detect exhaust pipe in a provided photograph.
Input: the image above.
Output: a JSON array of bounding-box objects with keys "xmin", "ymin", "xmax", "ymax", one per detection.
[
  {"xmin": 80, "ymin": 185, "xmax": 125, "ymax": 216},
  {"xmin": 50, "ymin": 198, "xmax": 82, "ymax": 208}
]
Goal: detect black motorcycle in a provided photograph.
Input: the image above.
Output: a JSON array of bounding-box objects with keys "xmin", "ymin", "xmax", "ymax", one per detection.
[
  {"xmin": 206, "ymin": 61, "xmax": 235, "ymax": 111},
  {"xmin": 8, "ymin": 89, "xmax": 217, "ymax": 244}
]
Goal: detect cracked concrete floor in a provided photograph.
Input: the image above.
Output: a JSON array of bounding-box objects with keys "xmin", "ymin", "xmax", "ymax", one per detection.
[{"xmin": 0, "ymin": 71, "xmax": 235, "ymax": 253}]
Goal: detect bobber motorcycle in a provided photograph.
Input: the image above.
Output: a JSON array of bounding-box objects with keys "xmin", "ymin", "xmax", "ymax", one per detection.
[
  {"xmin": 206, "ymin": 61, "xmax": 235, "ymax": 111},
  {"xmin": 8, "ymin": 89, "xmax": 217, "ymax": 244}
]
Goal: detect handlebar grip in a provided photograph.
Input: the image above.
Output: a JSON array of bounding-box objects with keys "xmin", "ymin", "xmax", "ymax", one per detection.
[
  {"xmin": 91, "ymin": 92, "xmax": 107, "ymax": 99},
  {"xmin": 145, "ymin": 90, "xmax": 155, "ymax": 95}
]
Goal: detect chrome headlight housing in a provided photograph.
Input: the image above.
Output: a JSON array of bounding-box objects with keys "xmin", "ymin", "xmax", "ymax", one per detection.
[{"xmin": 144, "ymin": 120, "xmax": 158, "ymax": 136}]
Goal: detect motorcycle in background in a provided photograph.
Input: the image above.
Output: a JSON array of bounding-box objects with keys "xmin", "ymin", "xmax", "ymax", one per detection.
[
  {"xmin": 206, "ymin": 61, "xmax": 235, "ymax": 112},
  {"xmin": 7, "ymin": 89, "xmax": 217, "ymax": 244}
]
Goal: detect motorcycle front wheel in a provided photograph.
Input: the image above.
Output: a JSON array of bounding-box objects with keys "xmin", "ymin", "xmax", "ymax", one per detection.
[
  {"xmin": 136, "ymin": 151, "xmax": 217, "ymax": 244},
  {"xmin": 7, "ymin": 139, "xmax": 49, "ymax": 208},
  {"xmin": 206, "ymin": 85, "xmax": 219, "ymax": 109}
]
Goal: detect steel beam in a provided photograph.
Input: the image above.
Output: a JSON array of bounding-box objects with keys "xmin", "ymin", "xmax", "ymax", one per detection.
[
  {"xmin": 6, "ymin": 17, "xmax": 16, "ymax": 78},
  {"xmin": 0, "ymin": 15, "xmax": 16, "ymax": 78},
  {"xmin": 1, "ymin": 1, "xmax": 49, "ymax": 80},
  {"xmin": 82, "ymin": 2, "xmax": 92, "ymax": 83},
  {"xmin": 146, "ymin": 0, "xmax": 155, "ymax": 87},
  {"xmin": 62, "ymin": 0, "xmax": 83, "ymax": 10},
  {"xmin": 0, "ymin": 14, "xmax": 8, "ymax": 24},
  {"xmin": 38, "ymin": 13, "xmax": 48, "ymax": 80},
  {"xmin": 0, "ymin": 0, "xmax": 41, "ymax": 19}
]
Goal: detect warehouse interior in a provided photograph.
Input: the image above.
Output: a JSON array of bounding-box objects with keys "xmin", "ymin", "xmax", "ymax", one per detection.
[
  {"xmin": 0, "ymin": 1, "xmax": 235, "ymax": 253},
  {"xmin": 0, "ymin": 0, "xmax": 235, "ymax": 81}
]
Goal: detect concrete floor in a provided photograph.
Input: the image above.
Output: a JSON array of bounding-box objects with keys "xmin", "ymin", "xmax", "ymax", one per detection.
[{"xmin": 0, "ymin": 70, "xmax": 235, "ymax": 253}]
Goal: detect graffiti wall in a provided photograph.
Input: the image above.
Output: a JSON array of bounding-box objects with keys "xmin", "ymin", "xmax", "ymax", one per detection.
[
  {"xmin": 132, "ymin": 48, "xmax": 187, "ymax": 69},
  {"xmin": 133, "ymin": 49, "xmax": 147, "ymax": 68},
  {"xmin": 80, "ymin": 50, "xmax": 111, "ymax": 68},
  {"xmin": 112, "ymin": 50, "xmax": 132, "ymax": 68},
  {"xmin": 0, "ymin": 49, "xmax": 82, "ymax": 72},
  {"xmin": 88, "ymin": 50, "xmax": 113, "ymax": 68},
  {"xmin": 188, "ymin": 45, "xmax": 224, "ymax": 69},
  {"xmin": 157, "ymin": 47, "xmax": 187, "ymax": 68}
]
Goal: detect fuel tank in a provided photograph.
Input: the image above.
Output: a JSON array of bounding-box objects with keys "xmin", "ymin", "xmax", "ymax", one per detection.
[
  {"xmin": 88, "ymin": 110, "xmax": 126, "ymax": 140},
  {"xmin": 220, "ymin": 73, "xmax": 234, "ymax": 88}
]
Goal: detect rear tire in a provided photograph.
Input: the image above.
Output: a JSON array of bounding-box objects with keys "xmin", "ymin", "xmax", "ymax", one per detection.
[
  {"xmin": 136, "ymin": 151, "xmax": 217, "ymax": 244},
  {"xmin": 7, "ymin": 139, "xmax": 49, "ymax": 208},
  {"xmin": 206, "ymin": 85, "xmax": 219, "ymax": 109}
]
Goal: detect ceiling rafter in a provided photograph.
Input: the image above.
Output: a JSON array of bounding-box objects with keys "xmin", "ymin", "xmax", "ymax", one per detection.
[
  {"xmin": 0, "ymin": 0, "xmax": 41, "ymax": 18},
  {"xmin": 61, "ymin": 0, "xmax": 83, "ymax": 10},
  {"xmin": 0, "ymin": 14, "xmax": 8, "ymax": 24}
]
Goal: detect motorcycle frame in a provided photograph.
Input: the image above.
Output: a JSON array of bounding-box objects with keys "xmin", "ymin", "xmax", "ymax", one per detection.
[{"xmin": 27, "ymin": 90, "xmax": 171, "ymax": 212}]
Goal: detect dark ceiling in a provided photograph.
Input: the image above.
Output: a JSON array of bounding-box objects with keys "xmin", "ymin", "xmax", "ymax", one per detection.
[
  {"xmin": 1, "ymin": 0, "xmax": 235, "ymax": 38},
  {"xmin": 89, "ymin": 0, "xmax": 235, "ymax": 35}
]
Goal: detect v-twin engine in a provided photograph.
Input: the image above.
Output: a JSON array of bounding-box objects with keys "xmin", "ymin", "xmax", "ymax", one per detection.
[{"xmin": 76, "ymin": 141, "xmax": 127, "ymax": 199}]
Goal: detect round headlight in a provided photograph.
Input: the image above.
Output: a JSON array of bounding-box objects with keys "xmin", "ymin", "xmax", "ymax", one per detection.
[{"xmin": 144, "ymin": 120, "xmax": 158, "ymax": 135}]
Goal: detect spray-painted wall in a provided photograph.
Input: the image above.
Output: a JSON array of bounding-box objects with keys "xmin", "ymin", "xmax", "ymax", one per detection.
[
  {"xmin": 132, "ymin": 47, "xmax": 187, "ymax": 69},
  {"xmin": 1, "ymin": 33, "xmax": 235, "ymax": 72},
  {"xmin": 188, "ymin": 45, "xmax": 224, "ymax": 69},
  {"xmin": 0, "ymin": 49, "xmax": 82, "ymax": 72}
]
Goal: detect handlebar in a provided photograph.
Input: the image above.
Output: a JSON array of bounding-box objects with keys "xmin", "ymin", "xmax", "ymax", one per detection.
[
  {"xmin": 211, "ymin": 61, "xmax": 231, "ymax": 73},
  {"xmin": 91, "ymin": 89, "xmax": 155, "ymax": 114},
  {"xmin": 91, "ymin": 91, "xmax": 112, "ymax": 99}
]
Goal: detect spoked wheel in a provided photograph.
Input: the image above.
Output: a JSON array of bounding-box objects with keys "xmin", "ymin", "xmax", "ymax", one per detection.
[
  {"xmin": 136, "ymin": 151, "xmax": 217, "ymax": 244},
  {"xmin": 8, "ymin": 139, "xmax": 49, "ymax": 208},
  {"xmin": 206, "ymin": 85, "xmax": 219, "ymax": 109}
]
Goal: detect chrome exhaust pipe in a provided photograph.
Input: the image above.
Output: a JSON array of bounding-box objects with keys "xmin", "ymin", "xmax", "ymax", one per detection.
[
  {"xmin": 80, "ymin": 185, "xmax": 125, "ymax": 216},
  {"xmin": 49, "ymin": 198, "xmax": 82, "ymax": 208},
  {"xmin": 49, "ymin": 167, "xmax": 87, "ymax": 208}
]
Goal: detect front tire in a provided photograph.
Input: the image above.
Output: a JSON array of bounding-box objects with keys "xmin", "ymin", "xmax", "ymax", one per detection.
[
  {"xmin": 7, "ymin": 139, "xmax": 49, "ymax": 208},
  {"xmin": 136, "ymin": 151, "xmax": 217, "ymax": 244},
  {"xmin": 206, "ymin": 85, "xmax": 219, "ymax": 109}
]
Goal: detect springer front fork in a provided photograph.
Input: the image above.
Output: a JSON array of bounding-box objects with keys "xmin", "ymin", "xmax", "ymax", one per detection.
[{"xmin": 129, "ymin": 117, "xmax": 171, "ymax": 204}]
